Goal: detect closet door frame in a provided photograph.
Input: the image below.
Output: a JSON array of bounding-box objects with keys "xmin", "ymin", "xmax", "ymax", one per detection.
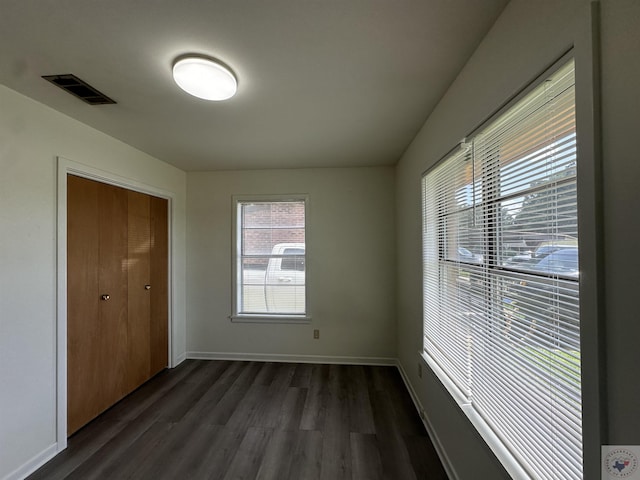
[{"xmin": 56, "ymin": 156, "xmax": 175, "ymax": 450}]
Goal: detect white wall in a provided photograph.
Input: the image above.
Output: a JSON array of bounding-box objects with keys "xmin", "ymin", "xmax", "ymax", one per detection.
[
  {"xmin": 186, "ymin": 167, "xmax": 396, "ymax": 363},
  {"xmin": 396, "ymin": 0, "xmax": 640, "ymax": 479},
  {"xmin": 0, "ymin": 85, "xmax": 187, "ymax": 480},
  {"xmin": 599, "ymin": 0, "xmax": 640, "ymax": 443}
]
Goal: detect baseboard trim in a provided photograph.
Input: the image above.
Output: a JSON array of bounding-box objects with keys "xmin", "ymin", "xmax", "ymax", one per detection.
[
  {"xmin": 396, "ymin": 359, "xmax": 458, "ymax": 480},
  {"xmin": 186, "ymin": 351, "xmax": 396, "ymax": 366},
  {"xmin": 173, "ymin": 351, "xmax": 188, "ymax": 367},
  {"xmin": 2, "ymin": 442, "xmax": 59, "ymax": 480}
]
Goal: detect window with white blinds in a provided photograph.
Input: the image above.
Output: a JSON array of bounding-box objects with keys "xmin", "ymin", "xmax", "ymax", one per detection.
[{"xmin": 422, "ymin": 60, "xmax": 582, "ymax": 479}]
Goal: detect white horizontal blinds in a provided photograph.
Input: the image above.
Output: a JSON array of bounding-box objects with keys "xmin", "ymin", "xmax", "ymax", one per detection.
[
  {"xmin": 239, "ymin": 200, "xmax": 306, "ymax": 315},
  {"xmin": 473, "ymin": 60, "xmax": 581, "ymax": 480},
  {"xmin": 423, "ymin": 145, "xmax": 477, "ymax": 399},
  {"xmin": 423, "ymin": 59, "xmax": 582, "ymax": 480},
  {"xmin": 475, "ymin": 61, "xmax": 578, "ymax": 270}
]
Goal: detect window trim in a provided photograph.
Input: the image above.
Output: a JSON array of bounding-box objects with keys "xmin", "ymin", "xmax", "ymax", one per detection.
[
  {"xmin": 573, "ymin": 6, "xmax": 607, "ymax": 477},
  {"xmin": 230, "ymin": 194, "xmax": 311, "ymax": 323},
  {"xmin": 421, "ymin": 51, "xmax": 597, "ymax": 480}
]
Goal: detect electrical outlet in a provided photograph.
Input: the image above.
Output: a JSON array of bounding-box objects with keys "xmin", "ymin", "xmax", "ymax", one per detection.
[
  {"xmin": 313, "ymin": 329, "xmax": 320, "ymax": 339},
  {"xmin": 418, "ymin": 363, "xmax": 423, "ymax": 378}
]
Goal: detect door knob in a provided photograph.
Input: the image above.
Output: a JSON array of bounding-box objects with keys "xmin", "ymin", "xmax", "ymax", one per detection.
[
  {"xmin": 145, "ymin": 285, "xmax": 151, "ymax": 290},
  {"xmin": 101, "ymin": 294, "xmax": 110, "ymax": 301}
]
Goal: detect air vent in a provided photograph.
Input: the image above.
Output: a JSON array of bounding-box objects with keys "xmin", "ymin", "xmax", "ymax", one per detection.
[{"xmin": 42, "ymin": 74, "xmax": 116, "ymax": 105}]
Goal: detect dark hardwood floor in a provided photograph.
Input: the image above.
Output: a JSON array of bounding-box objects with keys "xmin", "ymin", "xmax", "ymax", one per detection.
[{"xmin": 28, "ymin": 360, "xmax": 448, "ymax": 480}]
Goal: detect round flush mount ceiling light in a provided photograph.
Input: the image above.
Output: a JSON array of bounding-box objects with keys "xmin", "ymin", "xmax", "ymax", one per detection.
[{"xmin": 172, "ymin": 55, "xmax": 237, "ymax": 101}]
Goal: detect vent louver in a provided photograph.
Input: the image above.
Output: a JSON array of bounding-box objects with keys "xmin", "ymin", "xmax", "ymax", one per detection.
[{"xmin": 42, "ymin": 74, "xmax": 116, "ymax": 105}]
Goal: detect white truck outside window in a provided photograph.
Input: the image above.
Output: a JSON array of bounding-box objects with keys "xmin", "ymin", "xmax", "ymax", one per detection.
[{"xmin": 232, "ymin": 196, "xmax": 308, "ymax": 321}]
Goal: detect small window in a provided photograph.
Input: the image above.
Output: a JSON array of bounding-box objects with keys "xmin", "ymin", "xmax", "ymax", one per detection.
[{"xmin": 232, "ymin": 196, "xmax": 308, "ymax": 321}]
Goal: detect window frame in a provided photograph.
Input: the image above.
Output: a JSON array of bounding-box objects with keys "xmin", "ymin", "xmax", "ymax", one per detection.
[
  {"xmin": 421, "ymin": 53, "xmax": 597, "ymax": 479},
  {"xmin": 230, "ymin": 194, "xmax": 311, "ymax": 323}
]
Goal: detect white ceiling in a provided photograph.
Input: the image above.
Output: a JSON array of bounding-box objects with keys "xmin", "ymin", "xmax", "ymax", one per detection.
[{"xmin": 0, "ymin": 0, "xmax": 507, "ymax": 171}]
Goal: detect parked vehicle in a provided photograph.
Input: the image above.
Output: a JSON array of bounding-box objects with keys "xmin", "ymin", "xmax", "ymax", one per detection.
[
  {"xmin": 533, "ymin": 244, "xmax": 564, "ymax": 259},
  {"xmin": 503, "ymin": 243, "xmax": 577, "ymax": 268},
  {"xmin": 503, "ymin": 248, "xmax": 579, "ymax": 343},
  {"xmin": 504, "ymin": 249, "xmax": 534, "ymax": 265},
  {"xmin": 520, "ymin": 247, "xmax": 579, "ymax": 278},
  {"xmin": 241, "ymin": 243, "xmax": 305, "ymax": 314},
  {"xmin": 457, "ymin": 247, "xmax": 483, "ymax": 264}
]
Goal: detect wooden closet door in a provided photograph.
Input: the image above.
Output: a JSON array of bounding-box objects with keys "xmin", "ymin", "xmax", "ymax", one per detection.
[
  {"xmin": 67, "ymin": 175, "xmax": 168, "ymax": 435},
  {"xmin": 98, "ymin": 182, "xmax": 130, "ymax": 406},
  {"xmin": 150, "ymin": 196, "xmax": 169, "ymax": 375},
  {"xmin": 126, "ymin": 191, "xmax": 151, "ymax": 392},
  {"xmin": 67, "ymin": 175, "xmax": 128, "ymax": 435}
]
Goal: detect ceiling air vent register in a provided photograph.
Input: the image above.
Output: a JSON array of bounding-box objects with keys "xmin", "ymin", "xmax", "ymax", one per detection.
[{"xmin": 42, "ymin": 74, "xmax": 116, "ymax": 105}]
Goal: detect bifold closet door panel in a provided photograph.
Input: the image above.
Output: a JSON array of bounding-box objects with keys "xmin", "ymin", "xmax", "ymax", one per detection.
[
  {"xmin": 126, "ymin": 190, "xmax": 151, "ymax": 393},
  {"xmin": 67, "ymin": 175, "xmax": 168, "ymax": 435},
  {"xmin": 67, "ymin": 176, "xmax": 128, "ymax": 435},
  {"xmin": 150, "ymin": 196, "xmax": 169, "ymax": 376},
  {"xmin": 67, "ymin": 175, "xmax": 100, "ymax": 435},
  {"xmin": 98, "ymin": 182, "xmax": 129, "ymax": 404}
]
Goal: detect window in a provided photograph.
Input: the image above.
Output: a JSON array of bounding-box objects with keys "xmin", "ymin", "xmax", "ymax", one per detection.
[
  {"xmin": 422, "ymin": 60, "xmax": 582, "ymax": 479},
  {"xmin": 232, "ymin": 196, "xmax": 308, "ymax": 321}
]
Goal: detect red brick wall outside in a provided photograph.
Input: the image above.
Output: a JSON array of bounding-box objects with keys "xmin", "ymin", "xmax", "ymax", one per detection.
[{"xmin": 241, "ymin": 201, "xmax": 305, "ymax": 267}]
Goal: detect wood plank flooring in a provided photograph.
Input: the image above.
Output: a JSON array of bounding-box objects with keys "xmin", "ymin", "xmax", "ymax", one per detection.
[{"xmin": 28, "ymin": 360, "xmax": 448, "ymax": 480}]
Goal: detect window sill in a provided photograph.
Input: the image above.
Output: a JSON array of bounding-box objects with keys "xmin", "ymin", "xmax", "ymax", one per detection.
[
  {"xmin": 229, "ymin": 314, "xmax": 312, "ymax": 324},
  {"xmin": 420, "ymin": 351, "xmax": 530, "ymax": 480}
]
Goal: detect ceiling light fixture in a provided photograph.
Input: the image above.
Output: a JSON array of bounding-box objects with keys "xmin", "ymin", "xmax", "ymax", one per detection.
[{"xmin": 172, "ymin": 55, "xmax": 237, "ymax": 101}]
